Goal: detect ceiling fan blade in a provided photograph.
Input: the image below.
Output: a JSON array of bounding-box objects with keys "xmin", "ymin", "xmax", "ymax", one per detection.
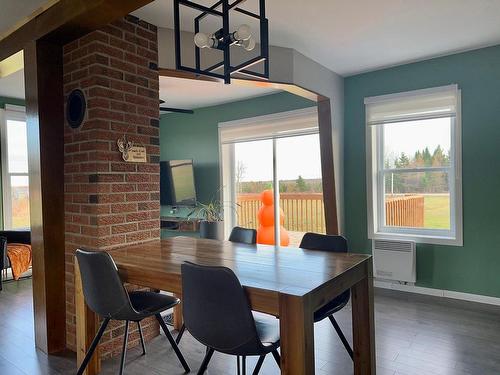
[{"xmin": 159, "ymin": 107, "xmax": 194, "ymax": 114}]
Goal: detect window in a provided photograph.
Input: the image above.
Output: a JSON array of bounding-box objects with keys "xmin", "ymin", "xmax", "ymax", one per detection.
[
  {"xmin": 365, "ymin": 85, "xmax": 462, "ymax": 245},
  {"xmin": 0, "ymin": 105, "xmax": 30, "ymax": 229}
]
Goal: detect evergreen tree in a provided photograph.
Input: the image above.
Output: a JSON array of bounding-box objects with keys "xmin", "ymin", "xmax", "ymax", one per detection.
[
  {"xmin": 296, "ymin": 175, "xmax": 308, "ymax": 192},
  {"xmin": 423, "ymin": 147, "xmax": 432, "ymax": 167},
  {"xmin": 432, "ymin": 145, "xmax": 447, "ymax": 166},
  {"xmin": 382, "ymin": 145, "xmax": 452, "ymax": 194},
  {"xmin": 395, "ymin": 152, "xmax": 410, "ymax": 168}
]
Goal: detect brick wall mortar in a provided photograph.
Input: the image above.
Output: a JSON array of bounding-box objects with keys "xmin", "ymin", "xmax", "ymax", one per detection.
[{"xmin": 63, "ymin": 15, "xmax": 161, "ymax": 359}]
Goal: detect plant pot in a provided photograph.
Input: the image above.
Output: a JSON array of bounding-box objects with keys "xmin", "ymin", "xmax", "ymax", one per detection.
[{"xmin": 199, "ymin": 221, "xmax": 224, "ymax": 241}]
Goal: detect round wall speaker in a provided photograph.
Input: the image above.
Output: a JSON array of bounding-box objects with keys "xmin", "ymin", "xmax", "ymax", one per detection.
[{"xmin": 66, "ymin": 89, "xmax": 86, "ymax": 129}]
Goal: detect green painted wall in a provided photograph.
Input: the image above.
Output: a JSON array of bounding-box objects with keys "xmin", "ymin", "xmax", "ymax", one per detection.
[
  {"xmin": 344, "ymin": 45, "xmax": 500, "ymax": 297},
  {"xmin": 160, "ymin": 92, "xmax": 315, "ymax": 203}
]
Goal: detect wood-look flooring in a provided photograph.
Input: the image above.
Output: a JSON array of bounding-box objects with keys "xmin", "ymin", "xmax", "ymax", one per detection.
[{"xmin": 1, "ymin": 279, "xmax": 500, "ymax": 374}]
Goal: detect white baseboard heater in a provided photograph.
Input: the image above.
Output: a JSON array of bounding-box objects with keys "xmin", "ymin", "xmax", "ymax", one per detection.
[{"xmin": 373, "ymin": 239, "xmax": 416, "ymax": 283}]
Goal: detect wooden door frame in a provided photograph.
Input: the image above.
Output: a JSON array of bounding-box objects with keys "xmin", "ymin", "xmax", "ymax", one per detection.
[
  {"xmin": 0, "ymin": 0, "xmax": 157, "ymax": 354},
  {"xmin": 0, "ymin": 0, "xmax": 338, "ymax": 354}
]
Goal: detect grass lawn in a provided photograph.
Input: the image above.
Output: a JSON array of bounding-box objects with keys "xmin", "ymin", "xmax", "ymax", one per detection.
[{"xmin": 424, "ymin": 195, "xmax": 450, "ymax": 229}]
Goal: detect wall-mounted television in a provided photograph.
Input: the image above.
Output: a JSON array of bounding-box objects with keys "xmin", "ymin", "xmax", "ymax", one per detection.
[{"xmin": 160, "ymin": 160, "xmax": 197, "ymax": 206}]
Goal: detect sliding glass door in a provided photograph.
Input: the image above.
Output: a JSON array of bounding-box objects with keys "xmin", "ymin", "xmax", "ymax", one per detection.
[
  {"xmin": 276, "ymin": 133, "xmax": 325, "ymax": 246},
  {"xmin": 220, "ymin": 108, "xmax": 324, "ymax": 246}
]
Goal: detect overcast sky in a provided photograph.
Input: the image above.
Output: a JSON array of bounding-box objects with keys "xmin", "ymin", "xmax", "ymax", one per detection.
[
  {"xmin": 383, "ymin": 117, "xmax": 451, "ymax": 164},
  {"xmin": 6, "ymin": 119, "xmax": 29, "ymax": 186},
  {"xmin": 235, "ymin": 133, "xmax": 322, "ymax": 182}
]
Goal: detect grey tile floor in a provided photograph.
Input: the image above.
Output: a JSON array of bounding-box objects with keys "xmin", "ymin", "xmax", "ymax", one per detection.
[{"xmin": 1, "ymin": 279, "xmax": 500, "ymax": 374}]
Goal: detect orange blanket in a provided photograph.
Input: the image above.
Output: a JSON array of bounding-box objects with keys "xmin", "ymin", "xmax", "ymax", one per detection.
[{"xmin": 7, "ymin": 243, "xmax": 32, "ymax": 280}]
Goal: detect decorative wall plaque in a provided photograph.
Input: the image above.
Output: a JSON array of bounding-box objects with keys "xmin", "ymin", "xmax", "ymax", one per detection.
[
  {"xmin": 125, "ymin": 146, "xmax": 147, "ymax": 163},
  {"xmin": 117, "ymin": 136, "xmax": 147, "ymax": 163}
]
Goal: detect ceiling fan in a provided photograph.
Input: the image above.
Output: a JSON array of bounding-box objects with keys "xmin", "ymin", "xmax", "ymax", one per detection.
[{"xmin": 159, "ymin": 99, "xmax": 194, "ymax": 114}]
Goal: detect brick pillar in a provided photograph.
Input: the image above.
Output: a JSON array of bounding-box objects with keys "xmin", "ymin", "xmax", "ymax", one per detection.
[{"xmin": 63, "ymin": 16, "xmax": 161, "ymax": 358}]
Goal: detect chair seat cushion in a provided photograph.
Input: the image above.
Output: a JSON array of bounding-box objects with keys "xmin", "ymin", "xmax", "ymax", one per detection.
[
  {"xmin": 253, "ymin": 312, "xmax": 280, "ymax": 347},
  {"xmin": 129, "ymin": 291, "xmax": 180, "ymax": 319},
  {"xmin": 314, "ymin": 290, "xmax": 350, "ymax": 322}
]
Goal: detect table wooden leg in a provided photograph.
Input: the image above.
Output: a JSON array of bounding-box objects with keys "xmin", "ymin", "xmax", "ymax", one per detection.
[
  {"xmin": 279, "ymin": 294, "xmax": 315, "ymax": 374},
  {"xmin": 173, "ymin": 293, "xmax": 183, "ymax": 331},
  {"xmin": 75, "ymin": 257, "xmax": 100, "ymax": 375},
  {"xmin": 351, "ymin": 261, "xmax": 376, "ymax": 375}
]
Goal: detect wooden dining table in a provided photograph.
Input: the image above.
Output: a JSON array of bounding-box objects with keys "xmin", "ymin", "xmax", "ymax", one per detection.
[{"xmin": 75, "ymin": 236, "xmax": 375, "ymax": 375}]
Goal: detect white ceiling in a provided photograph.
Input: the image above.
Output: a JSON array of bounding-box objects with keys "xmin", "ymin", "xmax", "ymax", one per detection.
[
  {"xmin": 0, "ymin": 0, "xmax": 48, "ymax": 38},
  {"xmin": 133, "ymin": 0, "xmax": 500, "ymax": 76},
  {"xmin": 0, "ymin": 69, "xmax": 25, "ymax": 99},
  {"xmin": 159, "ymin": 76, "xmax": 277, "ymax": 110},
  {"xmin": 2, "ymin": 1, "xmax": 500, "ymax": 76}
]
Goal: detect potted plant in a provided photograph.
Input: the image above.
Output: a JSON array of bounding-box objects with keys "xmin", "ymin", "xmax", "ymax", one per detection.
[
  {"xmin": 193, "ymin": 200, "xmax": 225, "ymax": 240},
  {"xmin": 191, "ymin": 197, "xmax": 238, "ymax": 241}
]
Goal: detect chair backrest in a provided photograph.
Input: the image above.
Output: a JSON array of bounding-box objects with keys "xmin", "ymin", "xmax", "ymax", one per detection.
[
  {"xmin": 75, "ymin": 249, "xmax": 133, "ymax": 318},
  {"xmin": 0, "ymin": 230, "xmax": 31, "ymax": 245},
  {"xmin": 181, "ymin": 262, "xmax": 260, "ymax": 353},
  {"xmin": 228, "ymin": 226, "xmax": 257, "ymax": 245},
  {"xmin": 0, "ymin": 236, "xmax": 6, "ymax": 270},
  {"xmin": 300, "ymin": 232, "xmax": 348, "ymax": 253}
]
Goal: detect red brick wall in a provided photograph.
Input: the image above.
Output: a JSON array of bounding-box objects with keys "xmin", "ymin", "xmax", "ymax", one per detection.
[{"xmin": 63, "ymin": 15, "xmax": 161, "ymax": 358}]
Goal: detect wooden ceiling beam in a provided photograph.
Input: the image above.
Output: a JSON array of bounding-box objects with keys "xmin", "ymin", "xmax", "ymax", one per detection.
[{"xmin": 0, "ymin": 0, "xmax": 154, "ymax": 61}]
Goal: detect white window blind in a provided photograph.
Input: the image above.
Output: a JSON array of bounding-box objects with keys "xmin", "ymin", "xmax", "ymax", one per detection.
[
  {"xmin": 365, "ymin": 85, "xmax": 459, "ymax": 126},
  {"xmin": 219, "ymin": 107, "xmax": 318, "ymax": 144}
]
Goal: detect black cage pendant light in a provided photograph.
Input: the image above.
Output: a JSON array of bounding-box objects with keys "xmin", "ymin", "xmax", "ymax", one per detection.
[{"xmin": 173, "ymin": 0, "xmax": 269, "ymax": 84}]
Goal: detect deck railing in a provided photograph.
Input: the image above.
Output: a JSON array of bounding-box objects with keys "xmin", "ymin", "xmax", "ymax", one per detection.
[
  {"xmin": 238, "ymin": 193, "xmax": 425, "ymax": 233},
  {"xmin": 237, "ymin": 193, "xmax": 326, "ymax": 233},
  {"xmin": 385, "ymin": 195, "xmax": 424, "ymax": 227}
]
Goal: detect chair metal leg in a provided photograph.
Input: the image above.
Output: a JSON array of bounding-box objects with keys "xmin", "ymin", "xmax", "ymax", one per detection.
[
  {"xmin": 271, "ymin": 350, "xmax": 281, "ymax": 368},
  {"xmin": 237, "ymin": 356, "xmax": 241, "ymax": 375},
  {"xmin": 156, "ymin": 314, "xmax": 191, "ymax": 373},
  {"xmin": 137, "ymin": 321, "xmax": 146, "ymax": 355},
  {"xmin": 252, "ymin": 355, "xmax": 265, "ymax": 375},
  {"xmin": 77, "ymin": 317, "xmax": 110, "ymax": 375},
  {"xmin": 176, "ymin": 323, "xmax": 186, "ymax": 344},
  {"xmin": 241, "ymin": 356, "xmax": 246, "ymax": 375},
  {"xmin": 119, "ymin": 321, "xmax": 130, "ymax": 375},
  {"xmin": 197, "ymin": 347, "xmax": 214, "ymax": 375},
  {"xmin": 328, "ymin": 315, "xmax": 354, "ymax": 360}
]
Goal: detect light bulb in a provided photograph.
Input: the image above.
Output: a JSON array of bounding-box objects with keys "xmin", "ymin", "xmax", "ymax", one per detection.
[
  {"xmin": 234, "ymin": 24, "xmax": 251, "ymax": 41},
  {"xmin": 241, "ymin": 37, "xmax": 256, "ymax": 51},
  {"xmin": 194, "ymin": 32, "xmax": 210, "ymax": 48}
]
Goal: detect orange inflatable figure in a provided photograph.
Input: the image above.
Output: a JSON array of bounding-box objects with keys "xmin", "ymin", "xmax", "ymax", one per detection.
[{"xmin": 256, "ymin": 190, "xmax": 290, "ymax": 246}]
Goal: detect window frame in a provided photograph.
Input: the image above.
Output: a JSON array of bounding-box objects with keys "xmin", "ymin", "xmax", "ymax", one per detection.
[
  {"xmin": 366, "ymin": 87, "xmax": 463, "ymax": 246},
  {"xmin": 0, "ymin": 104, "xmax": 30, "ymax": 230}
]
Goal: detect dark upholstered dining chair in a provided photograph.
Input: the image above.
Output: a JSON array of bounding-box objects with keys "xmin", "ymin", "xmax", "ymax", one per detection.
[
  {"xmin": 175, "ymin": 226, "xmax": 258, "ymax": 346},
  {"xmin": 182, "ymin": 262, "xmax": 281, "ymax": 375},
  {"xmin": 75, "ymin": 249, "xmax": 190, "ymax": 375},
  {"xmin": 299, "ymin": 232, "xmax": 354, "ymax": 360},
  {"xmin": 228, "ymin": 226, "xmax": 257, "ymax": 245},
  {"xmin": 0, "ymin": 237, "xmax": 7, "ymax": 291}
]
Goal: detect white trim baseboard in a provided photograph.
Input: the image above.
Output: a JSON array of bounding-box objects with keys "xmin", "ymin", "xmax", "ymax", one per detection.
[{"xmin": 374, "ymin": 280, "xmax": 500, "ymax": 307}]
